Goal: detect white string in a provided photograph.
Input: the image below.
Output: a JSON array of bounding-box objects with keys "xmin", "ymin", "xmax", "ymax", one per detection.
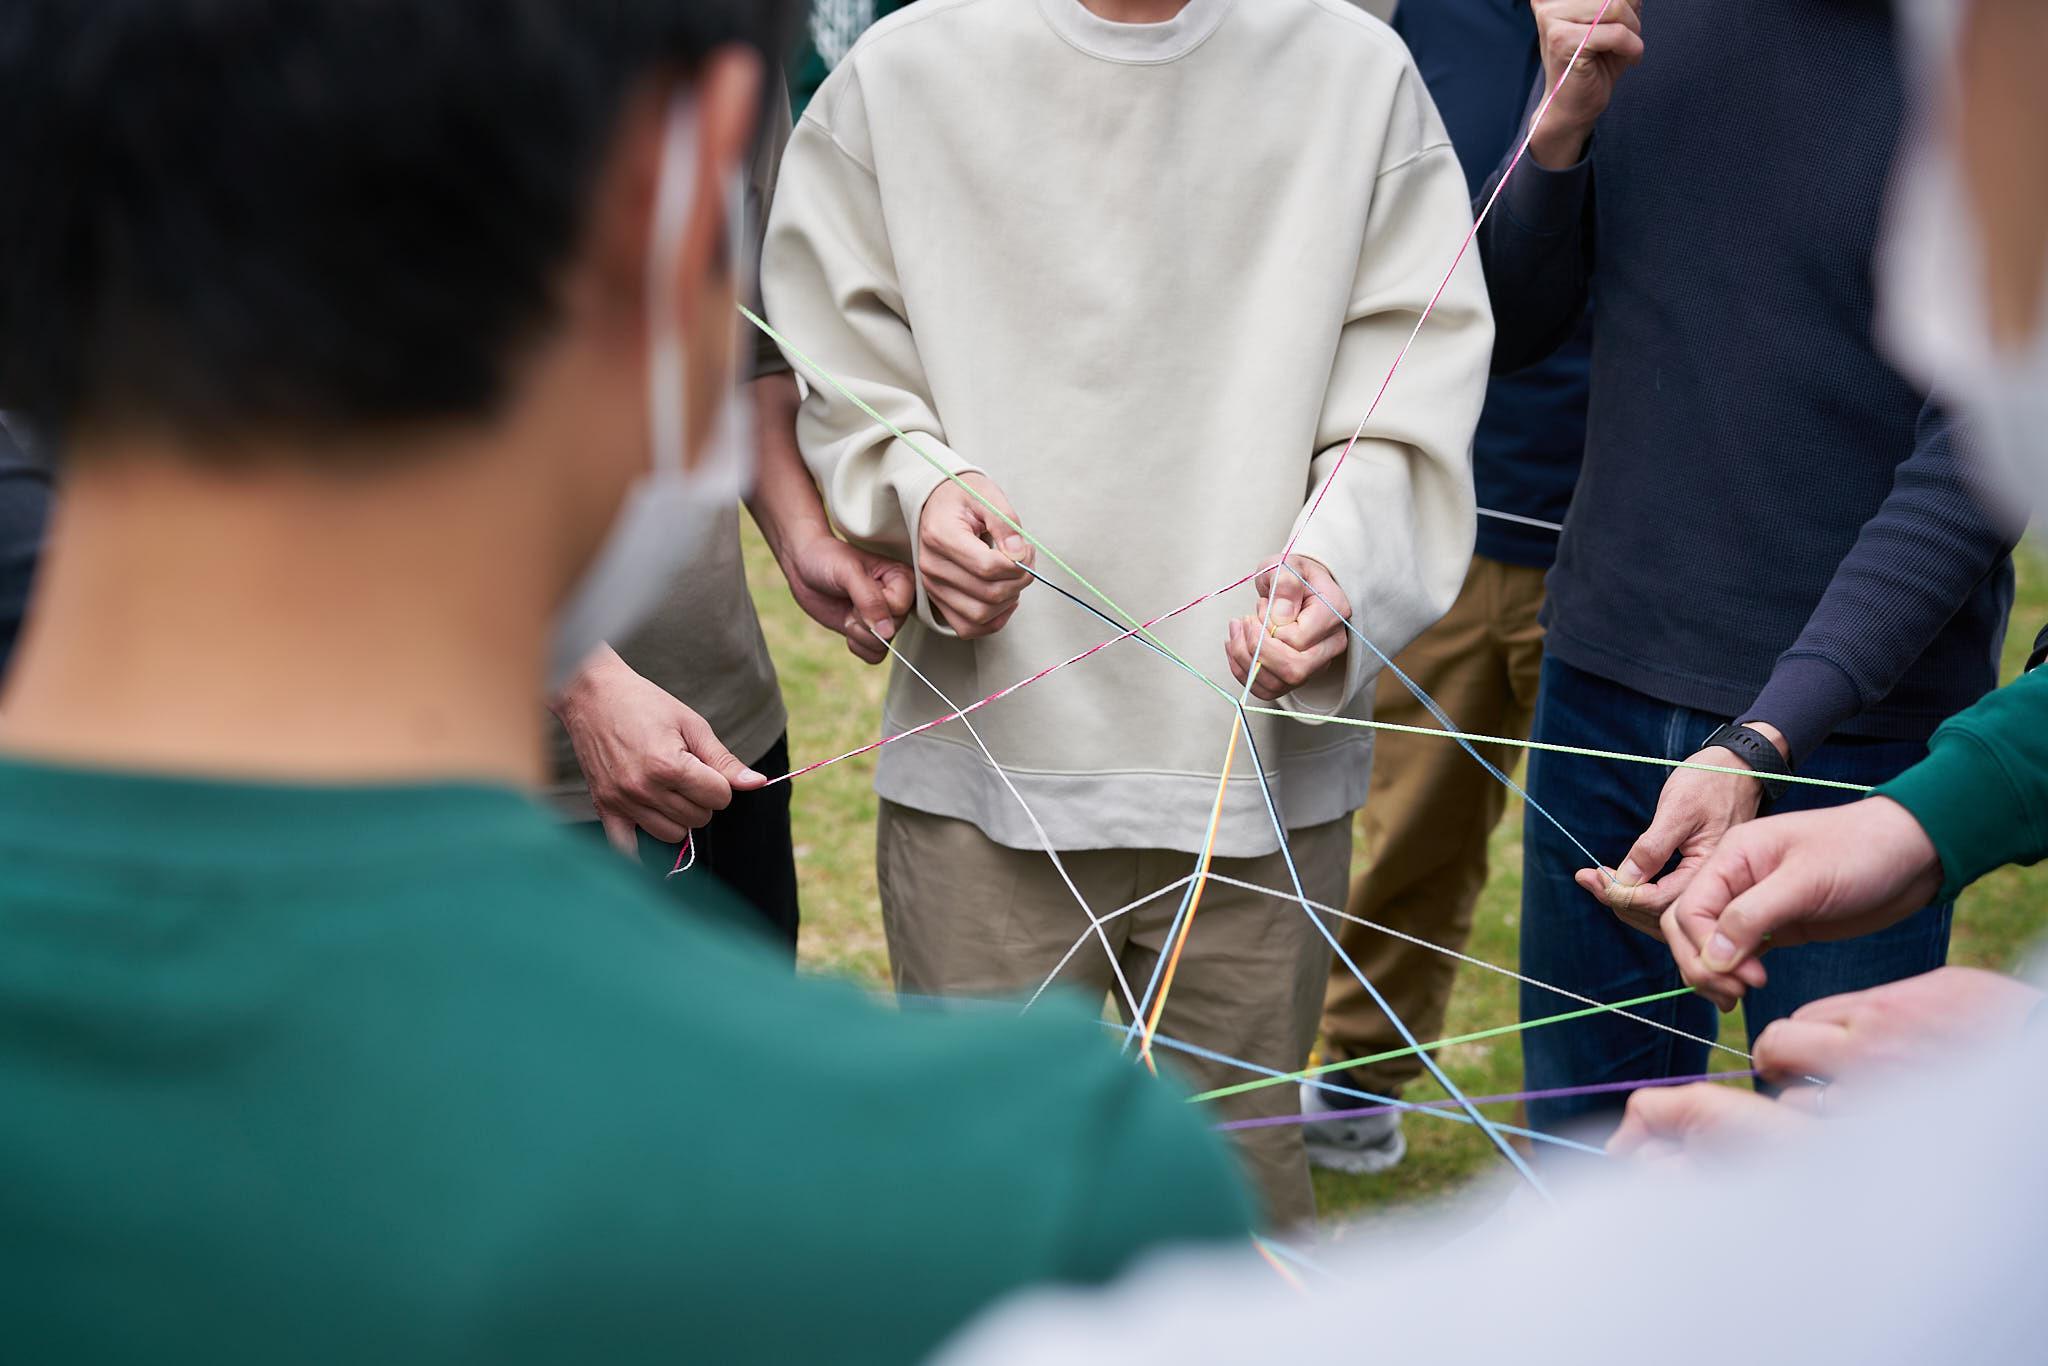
[
  {"xmin": 1476, "ymin": 507, "xmax": 1565, "ymax": 533},
  {"xmin": 877, "ymin": 633, "xmax": 1149, "ymax": 1028}
]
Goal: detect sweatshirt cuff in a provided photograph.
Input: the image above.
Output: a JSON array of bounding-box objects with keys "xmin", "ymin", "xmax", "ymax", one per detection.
[
  {"xmin": 1500, "ymin": 152, "xmax": 1592, "ymax": 238},
  {"xmin": 1876, "ymin": 730, "xmax": 2036, "ymax": 902},
  {"xmin": 1274, "ymin": 603, "xmax": 1371, "ymax": 721},
  {"xmin": 1744, "ymin": 654, "xmax": 1864, "ymax": 767},
  {"xmin": 883, "ymin": 436, "xmax": 981, "ymax": 637}
]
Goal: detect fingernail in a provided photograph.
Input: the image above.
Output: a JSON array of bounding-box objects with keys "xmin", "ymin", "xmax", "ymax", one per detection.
[
  {"xmin": 739, "ymin": 768, "xmax": 766, "ymax": 784},
  {"xmin": 1618, "ymin": 860, "xmax": 1645, "ymax": 884},
  {"xmin": 1704, "ymin": 933, "xmax": 1739, "ymax": 972},
  {"xmin": 1005, "ymin": 536, "xmax": 1025, "ymax": 555},
  {"xmin": 871, "ymin": 618, "xmax": 895, "ymax": 640}
]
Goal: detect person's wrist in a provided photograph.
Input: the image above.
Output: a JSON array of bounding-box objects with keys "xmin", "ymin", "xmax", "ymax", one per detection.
[
  {"xmin": 550, "ymin": 650, "xmax": 628, "ymax": 724},
  {"xmin": 1864, "ymin": 795, "xmax": 1941, "ymax": 884},
  {"xmin": 767, "ymin": 516, "xmax": 835, "ymax": 576},
  {"xmin": 1529, "ymin": 118, "xmax": 1592, "ymax": 171},
  {"xmin": 1738, "ymin": 720, "xmax": 1790, "ymax": 762}
]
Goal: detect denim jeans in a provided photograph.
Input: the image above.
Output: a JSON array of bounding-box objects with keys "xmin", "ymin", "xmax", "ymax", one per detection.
[{"xmin": 1519, "ymin": 656, "xmax": 1953, "ymax": 1155}]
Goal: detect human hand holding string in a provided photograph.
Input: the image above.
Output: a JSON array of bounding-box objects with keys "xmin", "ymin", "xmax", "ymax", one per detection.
[
  {"xmin": 1530, "ymin": 0, "xmax": 1646, "ymax": 169},
  {"xmin": 1577, "ymin": 723, "xmax": 1787, "ymax": 939},
  {"xmin": 1224, "ymin": 555, "xmax": 1349, "ymax": 703},
  {"xmin": 1659, "ymin": 800, "xmax": 1944, "ymax": 1009},
  {"xmin": 553, "ymin": 647, "xmax": 766, "ymax": 852},
  {"xmin": 916, "ymin": 472, "xmax": 1033, "ymax": 638}
]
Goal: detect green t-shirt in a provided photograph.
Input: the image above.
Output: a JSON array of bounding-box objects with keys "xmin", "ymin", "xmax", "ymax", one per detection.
[{"xmin": 0, "ymin": 757, "xmax": 1250, "ymax": 1363}]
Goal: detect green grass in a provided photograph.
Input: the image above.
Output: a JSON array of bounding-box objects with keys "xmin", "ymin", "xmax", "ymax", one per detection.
[{"xmin": 748, "ymin": 527, "xmax": 2047, "ymax": 1227}]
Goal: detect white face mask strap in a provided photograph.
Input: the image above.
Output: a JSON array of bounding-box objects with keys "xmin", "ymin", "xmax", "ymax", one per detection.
[{"xmin": 647, "ymin": 91, "xmax": 701, "ymax": 480}]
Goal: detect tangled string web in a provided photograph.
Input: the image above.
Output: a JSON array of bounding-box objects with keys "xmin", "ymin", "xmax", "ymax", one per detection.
[{"xmin": 728, "ymin": 0, "xmax": 1854, "ymax": 1240}]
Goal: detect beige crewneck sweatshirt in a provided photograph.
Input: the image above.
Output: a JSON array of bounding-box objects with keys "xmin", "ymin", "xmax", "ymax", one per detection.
[{"xmin": 763, "ymin": 0, "xmax": 1490, "ymax": 856}]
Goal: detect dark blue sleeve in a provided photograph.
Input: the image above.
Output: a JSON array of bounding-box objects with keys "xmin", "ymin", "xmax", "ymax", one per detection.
[
  {"xmin": 1748, "ymin": 401, "xmax": 2018, "ymax": 762},
  {"xmin": 0, "ymin": 418, "xmax": 52, "ymax": 681},
  {"xmin": 1475, "ymin": 118, "xmax": 1595, "ymax": 375}
]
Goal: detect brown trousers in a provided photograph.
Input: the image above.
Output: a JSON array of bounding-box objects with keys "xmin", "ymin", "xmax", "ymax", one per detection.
[
  {"xmin": 877, "ymin": 801, "xmax": 1352, "ymax": 1231},
  {"xmin": 1322, "ymin": 556, "xmax": 1547, "ymax": 1094}
]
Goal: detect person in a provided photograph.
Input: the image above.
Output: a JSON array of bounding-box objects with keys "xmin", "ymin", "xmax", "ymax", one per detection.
[
  {"xmin": 1477, "ymin": 0, "xmax": 2017, "ymax": 1149},
  {"xmin": 1656, "ymin": 0, "xmax": 2048, "ymax": 1015},
  {"xmin": 926, "ymin": 17, "xmax": 2048, "ymax": 1356},
  {"xmin": 763, "ymin": 0, "xmax": 1492, "ymax": 1227},
  {"xmin": 547, "ymin": 96, "xmax": 914, "ymax": 952},
  {"xmin": 0, "ymin": 416, "xmax": 48, "ymax": 683},
  {"xmin": 1305, "ymin": 0, "xmax": 1592, "ymax": 1177},
  {"xmin": 0, "ymin": 4, "xmax": 1253, "ymax": 1360}
]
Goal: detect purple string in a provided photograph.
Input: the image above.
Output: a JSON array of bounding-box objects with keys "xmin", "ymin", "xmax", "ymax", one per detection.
[{"xmin": 1214, "ymin": 1070, "xmax": 1760, "ymax": 1133}]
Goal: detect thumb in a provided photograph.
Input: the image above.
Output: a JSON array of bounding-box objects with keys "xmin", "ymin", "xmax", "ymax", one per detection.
[
  {"xmin": 675, "ymin": 706, "xmax": 765, "ymax": 792},
  {"xmin": 875, "ymin": 558, "xmax": 916, "ymax": 621},
  {"xmin": 1266, "ymin": 563, "xmax": 1308, "ymax": 625},
  {"xmin": 837, "ymin": 555, "xmax": 897, "ymax": 644},
  {"xmin": 599, "ymin": 809, "xmax": 640, "ymax": 857},
  {"xmin": 972, "ymin": 484, "xmax": 1030, "ymax": 565},
  {"xmin": 1703, "ymin": 880, "xmax": 1800, "ymax": 975},
  {"xmin": 1617, "ymin": 802, "xmax": 1687, "ymax": 887}
]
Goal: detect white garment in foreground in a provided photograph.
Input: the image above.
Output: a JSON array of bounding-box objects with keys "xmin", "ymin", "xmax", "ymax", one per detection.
[
  {"xmin": 936, "ymin": 1020, "xmax": 2048, "ymax": 1363},
  {"xmin": 762, "ymin": 0, "xmax": 1488, "ymax": 856}
]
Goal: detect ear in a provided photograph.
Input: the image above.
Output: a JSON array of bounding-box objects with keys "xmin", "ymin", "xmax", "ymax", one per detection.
[{"xmin": 572, "ymin": 50, "xmax": 765, "ymax": 342}]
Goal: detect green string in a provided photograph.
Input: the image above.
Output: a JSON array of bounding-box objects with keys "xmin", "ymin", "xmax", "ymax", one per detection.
[
  {"xmin": 1241, "ymin": 706, "xmax": 1873, "ymax": 794},
  {"xmin": 1185, "ymin": 986, "xmax": 1698, "ymax": 1104},
  {"xmin": 740, "ymin": 304, "xmax": 1236, "ymax": 707}
]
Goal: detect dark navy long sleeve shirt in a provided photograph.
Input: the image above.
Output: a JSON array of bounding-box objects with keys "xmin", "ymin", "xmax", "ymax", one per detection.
[
  {"xmin": 0, "ymin": 415, "xmax": 49, "ymax": 684},
  {"xmin": 1395, "ymin": 0, "xmax": 1588, "ymax": 570},
  {"xmin": 1476, "ymin": 0, "xmax": 2013, "ymax": 762}
]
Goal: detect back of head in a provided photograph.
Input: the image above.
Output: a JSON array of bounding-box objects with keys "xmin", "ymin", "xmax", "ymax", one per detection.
[{"xmin": 0, "ymin": 0, "xmax": 793, "ymax": 456}]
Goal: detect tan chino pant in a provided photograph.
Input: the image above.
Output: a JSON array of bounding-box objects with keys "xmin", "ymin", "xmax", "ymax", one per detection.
[
  {"xmin": 1320, "ymin": 555, "xmax": 1548, "ymax": 1096},
  {"xmin": 877, "ymin": 801, "xmax": 1352, "ymax": 1231}
]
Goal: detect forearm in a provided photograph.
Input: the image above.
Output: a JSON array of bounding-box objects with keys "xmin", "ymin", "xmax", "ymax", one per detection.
[
  {"xmin": 1476, "ymin": 119, "xmax": 1595, "ymax": 374},
  {"xmin": 1876, "ymin": 665, "xmax": 2048, "ymax": 899},
  {"xmin": 742, "ymin": 372, "xmax": 833, "ymax": 572},
  {"xmin": 1745, "ymin": 406, "xmax": 2017, "ymax": 762}
]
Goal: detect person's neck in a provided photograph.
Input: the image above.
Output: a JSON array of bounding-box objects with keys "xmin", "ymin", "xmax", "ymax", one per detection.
[
  {"xmin": 0, "ymin": 430, "xmax": 562, "ymax": 789},
  {"xmin": 1079, "ymin": 0, "xmax": 1192, "ymax": 22}
]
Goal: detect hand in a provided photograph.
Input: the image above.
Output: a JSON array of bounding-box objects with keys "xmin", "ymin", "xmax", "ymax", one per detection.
[
  {"xmin": 1529, "ymin": 0, "xmax": 1645, "ymax": 169},
  {"xmin": 916, "ymin": 473, "xmax": 1033, "ymax": 638},
  {"xmin": 1576, "ymin": 724, "xmax": 1785, "ymax": 939},
  {"xmin": 1753, "ymin": 968, "xmax": 2044, "ymax": 1107},
  {"xmin": 1224, "ymin": 556, "xmax": 1351, "ymax": 703},
  {"xmin": 1660, "ymin": 800, "xmax": 1944, "ymax": 1009},
  {"xmin": 1608, "ymin": 1082, "xmax": 1817, "ymax": 1168},
  {"xmin": 552, "ymin": 650, "xmax": 768, "ymax": 853},
  {"xmin": 777, "ymin": 530, "xmax": 916, "ymax": 664}
]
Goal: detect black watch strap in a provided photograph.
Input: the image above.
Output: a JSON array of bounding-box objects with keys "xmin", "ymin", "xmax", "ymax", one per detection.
[{"xmin": 1703, "ymin": 723, "xmax": 1791, "ymax": 804}]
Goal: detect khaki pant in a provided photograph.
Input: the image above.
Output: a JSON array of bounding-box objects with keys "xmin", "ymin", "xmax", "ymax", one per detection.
[
  {"xmin": 877, "ymin": 801, "xmax": 1352, "ymax": 1231},
  {"xmin": 1322, "ymin": 556, "xmax": 1547, "ymax": 1094}
]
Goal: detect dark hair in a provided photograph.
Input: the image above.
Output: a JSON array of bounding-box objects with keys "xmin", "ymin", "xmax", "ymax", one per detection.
[{"xmin": 0, "ymin": 0, "xmax": 793, "ymax": 448}]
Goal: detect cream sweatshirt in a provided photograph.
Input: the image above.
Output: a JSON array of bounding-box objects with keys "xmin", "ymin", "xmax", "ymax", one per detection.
[{"xmin": 763, "ymin": 0, "xmax": 1490, "ymax": 856}]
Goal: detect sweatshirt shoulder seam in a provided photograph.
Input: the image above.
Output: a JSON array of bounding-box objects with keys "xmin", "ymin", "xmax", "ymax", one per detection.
[
  {"xmin": 794, "ymin": 110, "xmax": 880, "ymax": 179},
  {"xmin": 1377, "ymin": 140, "xmax": 1457, "ymax": 180}
]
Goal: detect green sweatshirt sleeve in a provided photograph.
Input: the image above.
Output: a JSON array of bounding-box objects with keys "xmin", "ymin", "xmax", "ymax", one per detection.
[{"xmin": 1876, "ymin": 664, "xmax": 2048, "ymax": 901}]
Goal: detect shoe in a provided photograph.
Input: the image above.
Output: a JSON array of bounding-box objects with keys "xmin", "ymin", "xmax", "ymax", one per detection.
[{"xmin": 1300, "ymin": 1080, "xmax": 1407, "ymax": 1175}]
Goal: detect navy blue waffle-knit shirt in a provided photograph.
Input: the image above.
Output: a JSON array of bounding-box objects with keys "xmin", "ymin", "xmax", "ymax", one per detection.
[{"xmin": 1476, "ymin": 0, "xmax": 2014, "ymax": 762}]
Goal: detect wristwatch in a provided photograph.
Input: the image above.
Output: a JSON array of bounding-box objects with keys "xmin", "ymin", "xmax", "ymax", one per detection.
[{"xmin": 1702, "ymin": 722, "xmax": 1792, "ymax": 806}]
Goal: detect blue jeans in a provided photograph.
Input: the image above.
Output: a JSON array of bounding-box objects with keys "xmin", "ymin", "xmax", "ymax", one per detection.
[{"xmin": 1519, "ymin": 656, "xmax": 1952, "ymax": 1154}]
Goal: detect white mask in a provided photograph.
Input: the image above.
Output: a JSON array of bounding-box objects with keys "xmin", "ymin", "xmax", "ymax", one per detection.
[
  {"xmin": 549, "ymin": 92, "xmax": 755, "ymax": 688},
  {"xmin": 1879, "ymin": 0, "xmax": 2048, "ymax": 524}
]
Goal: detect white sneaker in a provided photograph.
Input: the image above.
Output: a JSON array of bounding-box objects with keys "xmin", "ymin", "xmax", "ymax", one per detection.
[{"xmin": 1300, "ymin": 1081, "xmax": 1407, "ymax": 1175}]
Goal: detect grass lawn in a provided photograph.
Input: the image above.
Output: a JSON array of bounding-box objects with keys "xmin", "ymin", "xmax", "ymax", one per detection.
[{"xmin": 746, "ymin": 526, "xmax": 2047, "ymax": 1226}]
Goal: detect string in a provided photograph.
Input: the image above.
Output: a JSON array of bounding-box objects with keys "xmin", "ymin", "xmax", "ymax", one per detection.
[
  {"xmin": 875, "ymin": 632, "xmax": 1148, "ymax": 1027},
  {"xmin": 1275, "ymin": 561, "xmax": 1616, "ymax": 881},
  {"xmin": 1186, "ymin": 986, "xmax": 1697, "ymax": 1104},
  {"xmin": 1213, "ymin": 1069, "xmax": 1761, "ymax": 1133},
  {"xmin": 1026, "ymin": 864, "xmax": 1754, "ymax": 1064},
  {"xmin": 1240, "ymin": 705, "xmax": 1875, "ymax": 795},
  {"xmin": 1279, "ymin": 0, "xmax": 1619, "ymax": 565},
  {"xmin": 1122, "ymin": 1021, "xmax": 1605, "ymax": 1157},
  {"xmin": 1251, "ymin": 1237, "xmax": 1308, "ymax": 1295},
  {"xmin": 758, "ymin": 565, "xmax": 1264, "ymax": 789},
  {"xmin": 1476, "ymin": 507, "xmax": 1566, "ymax": 533}
]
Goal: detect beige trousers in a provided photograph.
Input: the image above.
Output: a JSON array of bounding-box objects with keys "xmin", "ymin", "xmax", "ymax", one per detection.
[
  {"xmin": 1322, "ymin": 555, "xmax": 1547, "ymax": 1094},
  {"xmin": 877, "ymin": 801, "xmax": 1352, "ymax": 1231}
]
